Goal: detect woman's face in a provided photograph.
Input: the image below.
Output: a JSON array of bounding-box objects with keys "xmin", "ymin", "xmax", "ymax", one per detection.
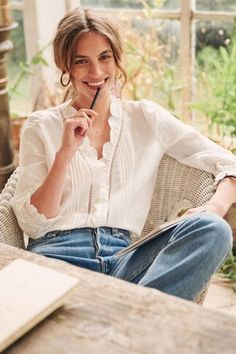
[{"xmin": 71, "ymin": 31, "xmax": 117, "ymax": 107}]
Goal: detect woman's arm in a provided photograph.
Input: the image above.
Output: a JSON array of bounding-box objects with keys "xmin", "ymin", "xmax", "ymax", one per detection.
[
  {"xmin": 30, "ymin": 108, "xmax": 98, "ymax": 218},
  {"xmin": 140, "ymin": 100, "xmax": 236, "ymax": 218},
  {"xmin": 30, "ymin": 151, "xmax": 70, "ymax": 218},
  {"xmin": 186, "ymin": 177, "xmax": 236, "ymax": 217},
  {"xmin": 141, "ymin": 100, "xmax": 236, "ymax": 183}
]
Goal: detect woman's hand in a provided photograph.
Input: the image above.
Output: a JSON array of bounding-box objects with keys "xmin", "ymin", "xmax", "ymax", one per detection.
[
  {"xmin": 183, "ymin": 202, "xmax": 226, "ymax": 218},
  {"xmin": 59, "ymin": 108, "xmax": 98, "ymax": 161}
]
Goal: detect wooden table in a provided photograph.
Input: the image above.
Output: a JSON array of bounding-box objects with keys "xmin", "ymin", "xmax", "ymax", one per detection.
[{"xmin": 1, "ymin": 243, "xmax": 236, "ymax": 354}]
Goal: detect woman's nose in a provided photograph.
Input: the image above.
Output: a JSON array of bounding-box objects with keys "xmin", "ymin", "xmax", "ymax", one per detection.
[{"xmin": 88, "ymin": 62, "xmax": 103, "ymax": 77}]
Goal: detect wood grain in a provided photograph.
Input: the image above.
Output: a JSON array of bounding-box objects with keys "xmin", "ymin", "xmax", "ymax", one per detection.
[{"xmin": 0, "ymin": 244, "xmax": 235, "ymax": 354}]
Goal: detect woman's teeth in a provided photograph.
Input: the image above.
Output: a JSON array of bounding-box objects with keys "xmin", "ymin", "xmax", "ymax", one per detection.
[{"xmin": 87, "ymin": 80, "xmax": 105, "ymax": 87}]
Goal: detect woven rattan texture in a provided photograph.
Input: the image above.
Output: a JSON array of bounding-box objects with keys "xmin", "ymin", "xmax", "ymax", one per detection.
[
  {"xmin": 141, "ymin": 155, "xmax": 215, "ymax": 238},
  {"xmin": 0, "ymin": 169, "xmax": 24, "ymax": 248}
]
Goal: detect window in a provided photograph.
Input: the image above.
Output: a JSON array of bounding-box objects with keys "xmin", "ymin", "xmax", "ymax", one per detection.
[{"xmin": 8, "ymin": 0, "xmax": 32, "ymax": 116}]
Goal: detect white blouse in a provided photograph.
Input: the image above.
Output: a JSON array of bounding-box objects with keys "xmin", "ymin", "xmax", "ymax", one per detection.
[{"xmin": 12, "ymin": 97, "xmax": 236, "ymax": 239}]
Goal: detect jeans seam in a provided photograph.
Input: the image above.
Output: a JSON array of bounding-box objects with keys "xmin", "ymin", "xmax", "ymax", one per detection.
[{"xmin": 125, "ymin": 255, "xmax": 156, "ymax": 282}]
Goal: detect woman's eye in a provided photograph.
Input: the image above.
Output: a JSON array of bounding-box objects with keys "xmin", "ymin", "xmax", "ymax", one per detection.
[
  {"xmin": 100, "ymin": 55, "xmax": 112, "ymax": 61},
  {"xmin": 75, "ymin": 59, "xmax": 88, "ymax": 65}
]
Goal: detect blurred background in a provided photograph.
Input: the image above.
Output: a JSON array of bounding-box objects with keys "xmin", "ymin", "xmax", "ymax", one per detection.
[{"xmin": 6, "ymin": 0, "xmax": 236, "ymax": 151}]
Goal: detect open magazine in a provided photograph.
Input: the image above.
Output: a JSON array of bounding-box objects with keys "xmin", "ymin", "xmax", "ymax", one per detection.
[{"xmin": 116, "ymin": 214, "xmax": 190, "ymax": 257}]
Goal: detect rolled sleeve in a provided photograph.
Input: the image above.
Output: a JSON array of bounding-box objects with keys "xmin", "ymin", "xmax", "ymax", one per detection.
[
  {"xmin": 11, "ymin": 113, "xmax": 58, "ymax": 238},
  {"xmin": 11, "ymin": 190, "xmax": 58, "ymax": 238},
  {"xmin": 213, "ymin": 167, "xmax": 236, "ymax": 186}
]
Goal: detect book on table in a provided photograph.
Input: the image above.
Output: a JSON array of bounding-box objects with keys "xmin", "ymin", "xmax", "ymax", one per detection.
[{"xmin": 0, "ymin": 258, "xmax": 78, "ymax": 352}]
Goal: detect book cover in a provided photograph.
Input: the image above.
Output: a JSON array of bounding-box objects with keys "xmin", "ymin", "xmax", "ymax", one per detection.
[
  {"xmin": 0, "ymin": 258, "xmax": 78, "ymax": 352},
  {"xmin": 116, "ymin": 215, "xmax": 190, "ymax": 257}
]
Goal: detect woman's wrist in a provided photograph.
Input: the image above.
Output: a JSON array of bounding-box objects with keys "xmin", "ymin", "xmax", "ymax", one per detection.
[
  {"xmin": 55, "ymin": 149, "xmax": 73, "ymax": 166},
  {"xmin": 205, "ymin": 201, "xmax": 228, "ymax": 217}
]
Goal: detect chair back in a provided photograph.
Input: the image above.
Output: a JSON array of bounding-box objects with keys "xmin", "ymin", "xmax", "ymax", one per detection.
[{"xmin": 0, "ymin": 169, "xmax": 24, "ymax": 248}]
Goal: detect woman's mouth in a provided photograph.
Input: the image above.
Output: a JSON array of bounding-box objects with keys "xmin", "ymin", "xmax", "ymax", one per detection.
[{"xmin": 83, "ymin": 78, "xmax": 109, "ymax": 90}]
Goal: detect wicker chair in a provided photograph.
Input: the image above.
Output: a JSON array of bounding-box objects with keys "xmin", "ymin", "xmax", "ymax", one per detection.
[{"xmin": 0, "ymin": 154, "xmax": 215, "ymax": 303}]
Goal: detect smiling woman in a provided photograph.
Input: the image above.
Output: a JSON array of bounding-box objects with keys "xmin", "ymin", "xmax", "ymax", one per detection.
[{"xmin": 11, "ymin": 7, "xmax": 236, "ymax": 303}]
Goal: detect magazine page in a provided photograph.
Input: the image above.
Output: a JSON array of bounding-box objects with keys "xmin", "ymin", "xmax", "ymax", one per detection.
[{"xmin": 116, "ymin": 214, "xmax": 190, "ymax": 257}]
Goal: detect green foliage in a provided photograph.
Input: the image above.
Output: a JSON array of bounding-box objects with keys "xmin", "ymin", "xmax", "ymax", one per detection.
[
  {"xmin": 9, "ymin": 46, "xmax": 49, "ymax": 100},
  {"xmin": 80, "ymin": 0, "xmax": 180, "ymax": 9},
  {"xmin": 80, "ymin": 0, "xmax": 142, "ymax": 8},
  {"xmin": 121, "ymin": 1, "xmax": 183, "ymax": 116},
  {"xmin": 140, "ymin": 0, "xmax": 165, "ymax": 15},
  {"xmin": 218, "ymin": 253, "xmax": 236, "ymax": 293},
  {"xmin": 194, "ymin": 27, "xmax": 236, "ymax": 142}
]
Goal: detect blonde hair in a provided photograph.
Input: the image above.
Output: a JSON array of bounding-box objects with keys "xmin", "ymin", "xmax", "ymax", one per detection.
[{"xmin": 53, "ymin": 8, "xmax": 127, "ymax": 88}]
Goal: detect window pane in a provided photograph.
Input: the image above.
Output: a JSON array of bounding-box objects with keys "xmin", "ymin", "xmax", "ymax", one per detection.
[
  {"xmin": 80, "ymin": 0, "xmax": 179, "ymax": 9},
  {"xmin": 80, "ymin": 0, "xmax": 142, "ymax": 8},
  {"xmin": 7, "ymin": 9, "xmax": 32, "ymax": 116},
  {"xmin": 194, "ymin": 20, "xmax": 236, "ymax": 146},
  {"xmin": 120, "ymin": 15, "xmax": 181, "ymax": 116},
  {"xmin": 196, "ymin": 0, "xmax": 236, "ymax": 11}
]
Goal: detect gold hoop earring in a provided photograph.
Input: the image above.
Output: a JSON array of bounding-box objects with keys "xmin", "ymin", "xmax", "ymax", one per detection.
[{"xmin": 60, "ymin": 72, "xmax": 71, "ymax": 87}]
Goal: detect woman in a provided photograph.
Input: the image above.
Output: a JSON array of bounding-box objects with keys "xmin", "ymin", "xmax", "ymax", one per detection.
[{"xmin": 12, "ymin": 8, "xmax": 236, "ymax": 301}]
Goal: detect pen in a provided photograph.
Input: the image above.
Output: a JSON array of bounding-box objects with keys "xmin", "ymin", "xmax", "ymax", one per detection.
[{"xmin": 89, "ymin": 87, "xmax": 101, "ymax": 110}]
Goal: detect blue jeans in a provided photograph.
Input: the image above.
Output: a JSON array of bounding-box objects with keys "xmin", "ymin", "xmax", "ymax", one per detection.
[{"xmin": 27, "ymin": 212, "xmax": 232, "ymax": 301}]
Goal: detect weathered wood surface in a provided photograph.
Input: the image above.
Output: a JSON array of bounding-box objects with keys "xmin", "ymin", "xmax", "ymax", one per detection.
[
  {"xmin": 0, "ymin": 259, "xmax": 78, "ymax": 352},
  {"xmin": 0, "ymin": 243, "xmax": 236, "ymax": 354}
]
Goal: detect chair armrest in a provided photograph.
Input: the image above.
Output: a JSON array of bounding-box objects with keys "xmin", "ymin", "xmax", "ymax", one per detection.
[
  {"xmin": 142, "ymin": 154, "xmax": 215, "ymax": 238},
  {"xmin": 0, "ymin": 169, "xmax": 25, "ymax": 248}
]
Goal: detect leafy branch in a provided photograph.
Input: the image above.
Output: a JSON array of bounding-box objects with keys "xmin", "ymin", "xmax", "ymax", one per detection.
[
  {"xmin": 193, "ymin": 22, "xmax": 236, "ymax": 144},
  {"xmin": 218, "ymin": 254, "xmax": 236, "ymax": 293},
  {"xmin": 9, "ymin": 44, "xmax": 49, "ymax": 99}
]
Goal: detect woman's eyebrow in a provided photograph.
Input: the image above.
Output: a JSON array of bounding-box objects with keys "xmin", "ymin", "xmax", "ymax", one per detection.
[
  {"xmin": 99, "ymin": 50, "xmax": 113, "ymax": 56},
  {"xmin": 75, "ymin": 50, "xmax": 113, "ymax": 59}
]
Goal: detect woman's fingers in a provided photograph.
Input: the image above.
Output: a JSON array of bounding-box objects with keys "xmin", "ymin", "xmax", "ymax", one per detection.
[
  {"xmin": 60, "ymin": 108, "xmax": 98, "ymax": 157},
  {"xmin": 64, "ymin": 110, "xmax": 97, "ymax": 136},
  {"xmin": 78, "ymin": 109, "xmax": 99, "ymax": 120},
  {"xmin": 80, "ymin": 117, "xmax": 89, "ymax": 136},
  {"xmin": 75, "ymin": 118, "xmax": 87, "ymax": 136},
  {"xmin": 65, "ymin": 109, "xmax": 98, "ymax": 121}
]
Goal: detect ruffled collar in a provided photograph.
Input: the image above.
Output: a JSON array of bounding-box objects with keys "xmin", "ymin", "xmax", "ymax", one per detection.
[{"xmin": 61, "ymin": 96, "xmax": 123, "ymax": 164}]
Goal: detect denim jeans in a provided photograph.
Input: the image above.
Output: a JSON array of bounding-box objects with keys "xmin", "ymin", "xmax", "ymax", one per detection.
[{"xmin": 27, "ymin": 212, "xmax": 233, "ymax": 301}]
